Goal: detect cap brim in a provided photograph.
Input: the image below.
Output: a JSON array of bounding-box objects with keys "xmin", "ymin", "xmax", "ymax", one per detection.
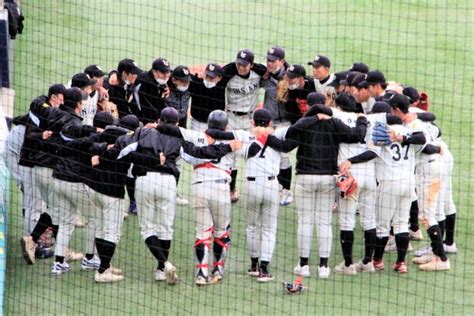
[
  {"xmin": 205, "ymin": 70, "xmax": 218, "ymax": 78},
  {"xmin": 267, "ymin": 55, "xmax": 279, "ymax": 61},
  {"xmin": 176, "ymin": 75, "xmax": 191, "ymax": 81},
  {"xmin": 358, "ymin": 81, "xmax": 370, "ymax": 87},
  {"xmin": 131, "ymin": 68, "xmax": 143, "ymax": 75},
  {"xmin": 89, "ymin": 79, "xmax": 97, "ymax": 85},
  {"xmin": 286, "ymin": 72, "xmax": 302, "ymax": 79},
  {"xmin": 236, "ymin": 58, "xmax": 251, "ymax": 66}
]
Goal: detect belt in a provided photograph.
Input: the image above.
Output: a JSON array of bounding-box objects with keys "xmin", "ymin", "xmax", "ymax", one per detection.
[
  {"xmin": 227, "ymin": 110, "xmax": 251, "ymax": 116},
  {"xmin": 194, "ymin": 179, "xmax": 228, "ymax": 184},
  {"xmin": 194, "ymin": 162, "xmax": 231, "ymax": 175},
  {"xmin": 247, "ymin": 176, "xmax": 276, "ymax": 181}
]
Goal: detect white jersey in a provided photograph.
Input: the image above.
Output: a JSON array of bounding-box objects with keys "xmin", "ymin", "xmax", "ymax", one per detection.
[
  {"xmin": 333, "ymin": 109, "xmax": 385, "ymax": 174},
  {"xmin": 233, "ymin": 127, "xmax": 289, "ymax": 177},
  {"xmin": 361, "ymin": 98, "xmax": 376, "ymax": 114},
  {"xmin": 81, "ymin": 92, "xmax": 98, "ymax": 126},
  {"xmin": 403, "ymin": 118, "xmax": 437, "ymax": 166},
  {"xmin": 313, "ymin": 74, "xmax": 336, "ymax": 95},
  {"xmin": 180, "ymin": 128, "xmax": 234, "ymax": 184},
  {"xmin": 225, "ymin": 71, "xmax": 261, "ymax": 112},
  {"xmin": 370, "ymin": 124, "xmax": 421, "ymax": 180}
]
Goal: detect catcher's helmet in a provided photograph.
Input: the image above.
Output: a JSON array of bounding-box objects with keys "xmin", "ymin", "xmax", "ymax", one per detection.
[{"xmin": 207, "ymin": 110, "xmax": 228, "ymax": 130}]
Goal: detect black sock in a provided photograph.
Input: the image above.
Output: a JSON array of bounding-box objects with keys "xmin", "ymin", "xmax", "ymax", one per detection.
[
  {"xmin": 22, "ymin": 208, "xmax": 25, "ymax": 218},
  {"xmin": 395, "ymin": 233, "xmax": 410, "ymax": 263},
  {"xmin": 126, "ymin": 177, "xmax": 136, "ymax": 202},
  {"xmin": 213, "ymin": 237, "xmax": 230, "ymax": 262},
  {"xmin": 145, "ymin": 236, "xmax": 163, "ymax": 269},
  {"xmin": 300, "ymin": 257, "xmax": 308, "ymax": 267},
  {"xmin": 251, "ymin": 257, "xmax": 259, "ymax": 269},
  {"xmin": 85, "ymin": 253, "xmax": 94, "ymax": 260},
  {"xmin": 374, "ymin": 237, "xmax": 389, "ymax": 261},
  {"xmin": 409, "ymin": 200, "xmax": 419, "ymax": 231},
  {"xmin": 260, "ymin": 261, "xmax": 269, "ymax": 273},
  {"xmin": 340, "ymin": 230, "xmax": 354, "ymax": 266},
  {"xmin": 158, "ymin": 239, "xmax": 171, "ymax": 270},
  {"xmin": 389, "ymin": 226, "xmax": 394, "ymax": 236},
  {"xmin": 427, "ymin": 225, "xmax": 447, "ymax": 261},
  {"xmin": 55, "ymin": 256, "xmax": 65, "ymax": 264},
  {"xmin": 30, "ymin": 213, "xmax": 52, "ymax": 243},
  {"xmin": 230, "ymin": 170, "xmax": 238, "ymax": 192},
  {"xmin": 445, "ymin": 214, "xmax": 456, "ymax": 245},
  {"xmin": 52, "ymin": 225, "xmax": 59, "ymax": 240},
  {"xmin": 277, "ymin": 167, "xmax": 292, "ymax": 190},
  {"xmin": 97, "ymin": 239, "xmax": 116, "ymax": 274},
  {"xmin": 438, "ymin": 220, "xmax": 446, "ymax": 239},
  {"xmin": 319, "ymin": 257, "xmax": 328, "ymax": 267},
  {"xmin": 363, "ymin": 229, "xmax": 376, "ymax": 264}
]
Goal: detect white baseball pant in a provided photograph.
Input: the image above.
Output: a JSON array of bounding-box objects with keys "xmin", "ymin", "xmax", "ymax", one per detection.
[
  {"xmin": 91, "ymin": 192, "xmax": 124, "ymax": 244},
  {"xmin": 295, "ymin": 174, "xmax": 336, "ymax": 259},
  {"xmin": 135, "ymin": 172, "xmax": 176, "ymax": 241},
  {"xmin": 416, "ymin": 157, "xmax": 442, "ymax": 228}
]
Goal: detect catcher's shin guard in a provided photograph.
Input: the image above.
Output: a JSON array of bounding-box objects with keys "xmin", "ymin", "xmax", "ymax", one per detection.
[
  {"xmin": 194, "ymin": 238, "xmax": 211, "ymax": 278},
  {"xmin": 212, "ymin": 232, "xmax": 231, "ymax": 276}
]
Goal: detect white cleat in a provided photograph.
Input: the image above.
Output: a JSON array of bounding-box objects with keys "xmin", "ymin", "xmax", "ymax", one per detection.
[
  {"xmin": 354, "ymin": 260, "xmax": 375, "ymax": 273},
  {"xmin": 334, "ymin": 262, "xmax": 357, "ymax": 276},
  {"xmin": 384, "ymin": 236, "xmax": 397, "ymax": 253},
  {"xmin": 419, "ymin": 257, "xmax": 450, "ymax": 271},
  {"xmin": 412, "ymin": 254, "xmax": 434, "ymax": 265},
  {"xmin": 52, "ymin": 261, "xmax": 70, "ymax": 276},
  {"xmin": 176, "ymin": 194, "xmax": 189, "ymax": 206},
  {"xmin": 280, "ymin": 189, "xmax": 293, "ymax": 206},
  {"xmin": 65, "ymin": 249, "xmax": 84, "ymax": 262},
  {"xmin": 95, "ymin": 268, "xmax": 124, "ymax": 283},
  {"xmin": 414, "ymin": 245, "xmax": 433, "ymax": 257},
  {"xmin": 293, "ymin": 264, "xmax": 310, "ymax": 277},
  {"xmin": 81, "ymin": 255, "xmax": 101, "ymax": 271},
  {"xmin": 318, "ymin": 266, "xmax": 331, "ymax": 279},
  {"xmin": 444, "ymin": 243, "xmax": 457, "ymax": 254},
  {"xmin": 409, "ymin": 229, "xmax": 424, "ymax": 241},
  {"xmin": 155, "ymin": 269, "xmax": 166, "ymax": 281},
  {"xmin": 195, "ymin": 275, "xmax": 209, "ymax": 286}
]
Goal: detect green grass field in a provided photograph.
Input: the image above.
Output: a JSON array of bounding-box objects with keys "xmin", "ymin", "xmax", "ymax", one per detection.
[{"xmin": 5, "ymin": 0, "xmax": 474, "ymax": 315}]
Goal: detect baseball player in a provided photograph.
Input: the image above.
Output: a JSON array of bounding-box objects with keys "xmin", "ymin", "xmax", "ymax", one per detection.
[
  {"xmin": 223, "ymin": 49, "xmax": 267, "ymax": 202},
  {"xmin": 205, "ymin": 108, "xmax": 290, "ymax": 282},
  {"xmin": 120, "ymin": 107, "xmax": 239, "ymax": 285},
  {"xmin": 189, "ymin": 63, "xmax": 226, "ymax": 132},
  {"xmin": 109, "ymin": 58, "xmax": 143, "ymax": 118},
  {"xmin": 308, "ymin": 55, "xmax": 335, "ymax": 95},
  {"xmin": 268, "ymin": 105, "xmax": 368, "ymax": 279},
  {"xmin": 176, "ymin": 110, "xmax": 248, "ymax": 285},
  {"xmin": 260, "ymin": 47, "xmax": 294, "ymax": 206}
]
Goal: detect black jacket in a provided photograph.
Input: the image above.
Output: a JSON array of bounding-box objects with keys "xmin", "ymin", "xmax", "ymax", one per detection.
[
  {"xmin": 284, "ymin": 78, "xmax": 316, "ymax": 124},
  {"xmin": 51, "ymin": 105, "xmax": 97, "ymax": 183},
  {"xmin": 189, "ymin": 74, "xmax": 226, "ymax": 123},
  {"xmin": 109, "ymin": 81, "xmax": 139, "ymax": 118},
  {"xmin": 135, "ymin": 71, "xmax": 168, "ymax": 124},
  {"xmin": 269, "ymin": 116, "xmax": 368, "ymax": 175},
  {"xmin": 122, "ymin": 127, "xmax": 233, "ymax": 179}
]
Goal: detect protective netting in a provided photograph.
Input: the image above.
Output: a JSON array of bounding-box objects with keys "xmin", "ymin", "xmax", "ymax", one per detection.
[{"xmin": 1, "ymin": 0, "xmax": 473, "ymax": 315}]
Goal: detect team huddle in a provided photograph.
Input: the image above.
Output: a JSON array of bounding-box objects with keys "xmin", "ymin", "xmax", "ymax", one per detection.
[{"xmin": 1, "ymin": 46, "xmax": 457, "ymax": 286}]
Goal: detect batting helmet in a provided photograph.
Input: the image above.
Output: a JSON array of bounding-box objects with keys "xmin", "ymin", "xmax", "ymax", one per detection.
[{"xmin": 207, "ymin": 110, "xmax": 228, "ymax": 131}]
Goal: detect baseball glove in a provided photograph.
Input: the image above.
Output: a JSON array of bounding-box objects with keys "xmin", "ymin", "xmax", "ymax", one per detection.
[
  {"xmin": 336, "ymin": 172, "xmax": 357, "ymax": 199},
  {"xmin": 415, "ymin": 92, "xmax": 429, "ymax": 111},
  {"xmin": 372, "ymin": 122, "xmax": 392, "ymax": 145}
]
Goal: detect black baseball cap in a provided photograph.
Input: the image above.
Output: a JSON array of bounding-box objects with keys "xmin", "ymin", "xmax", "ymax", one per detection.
[
  {"xmin": 351, "ymin": 73, "xmax": 368, "ymax": 89},
  {"xmin": 329, "ymin": 71, "xmax": 349, "ymax": 87},
  {"xmin": 267, "ymin": 47, "xmax": 285, "ymax": 61},
  {"xmin": 350, "ymin": 62, "xmax": 369, "ymax": 74},
  {"xmin": 402, "ymin": 86, "xmax": 419, "ymax": 104},
  {"xmin": 120, "ymin": 114, "xmax": 140, "ymax": 131},
  {"xmin": 205, "ymin": 63, "xmax": 223, "ymax": 78},
  {"xmin": 335, "ymin": 92, "xmax": 357, "ymax": 112},
  {"xmin": 71, "ymin": 73, "xmax": 97, "ymax": 89},
  {"xmin": 64, "ymin": 87, "xmax": 85, "ymax": 107},
  {"xmin": 388, "ymin": 94, "xmax": 410, "ymax": 113},
  {"xmin": 93, "ymin": 111, "xmax": 115, "ymax": 129},
  {"xmin": 308, "ymin": 55, "xmax": 331, "ymax": 68},
  {"xmin": 84, "ymin": 65, "xmax": 105, "ymax": 78},
  {"xmin": 172, "ymin": 65, "xmax": 191, "ymax": 81},
  {"xmin": 360, "ymin": 70, "xmax": 386, "ymax": 86},
  {"xmin": 371, "ymin": 101, "xmax": 392, "ymax": 114},
  {"xmin": 160, "ymin": 107, "xmax": 179, "ymax": 124},
  {"xmin": 341, "ymin": 71, "xmax": 362, "ymax": 86},
  {"xmin": 286, "ymin": 64, "xmax": 306, "ymax": 79},
  {"xmin": 236, "ymin": 49, "xmax": 255, "ymax": 66},
  {"xmin": 48, "ymin": 83, "xmax": 67, "ymax": 97},
  {"xmin": 152, "ymin": 58, "xmax": 171, "ymax": 73},
  {"xmin": 307, "ymin": 92, "xmax": 327, "ymax": 106},
  {"xmin": 305, "ymin": 104, "xmax": 333, "ymax": 117},
  {"xmin": 253, "ymin": 108, "xmax": 272, "ymax": 126},
  {"xmin": 117, "ymin": 58, "xmax": 142, "ymax": 75}
]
